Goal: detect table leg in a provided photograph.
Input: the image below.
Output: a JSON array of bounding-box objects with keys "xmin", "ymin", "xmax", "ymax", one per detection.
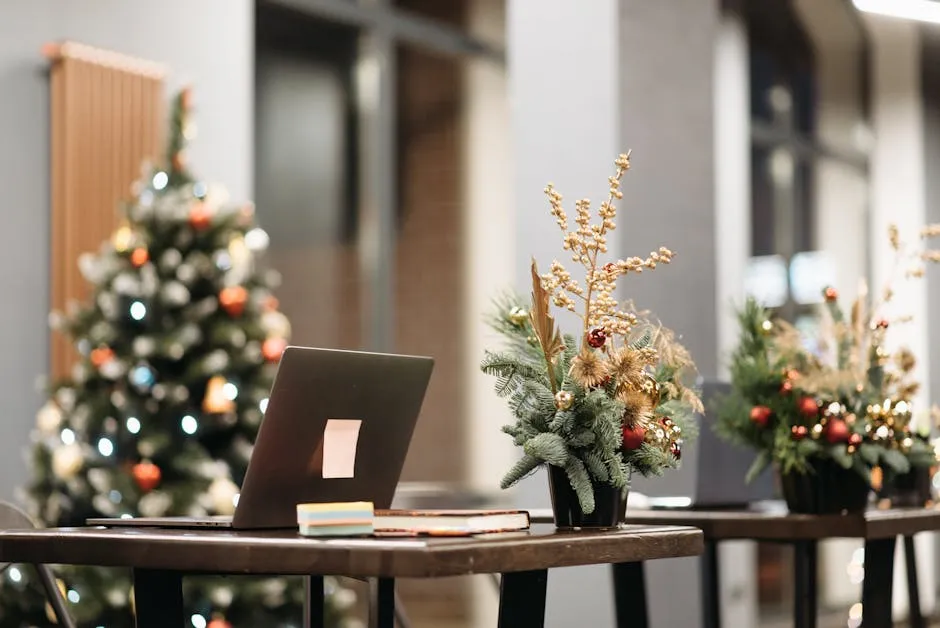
[
  {"xmin": 862, "ymin": 537, "xmax": 897, "ymax": 628},
  {"xmin": 701, "ymin": 540, "xmax": 721, "ymax": 628},
  {"xmin": 498, "ymin": 569, "xmax": 548, "ymax": 628},
  {"xmin": 305, "ymin": 575, "xmax": 324, "ymax": 628},
  {"xmin": 132, "ymin": 569, "xmax": 183, "ymax": 628},
  {"xmin": 612, "ymin": 562, "xmax": 647, "ymax": 628},
  {"xmin": 793, "ymin": 541, "xmax": 817, "ymax": 628},
  {"xmin": 369, "ymin": 577, "xmax": 395, "ymax": 628},
  {"xmin": 903, "ymin": 536, "xmax": 925, "ymax": 628},
  {"xmin": 35, "ymin": 564, "xmax": 76, "ymax": 628}
]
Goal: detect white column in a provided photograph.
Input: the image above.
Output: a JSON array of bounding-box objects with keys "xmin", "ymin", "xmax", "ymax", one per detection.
[
  {"xmin": 463, "ymin": 0, "xmax": 514, "ymax": 625},
  {"xmin": 714, "ymin": 13, "xmax": 760, "ymax": 628},
  {"xmin": 865, "ymin": 14, "xmax": 934, "ymax": 620}
]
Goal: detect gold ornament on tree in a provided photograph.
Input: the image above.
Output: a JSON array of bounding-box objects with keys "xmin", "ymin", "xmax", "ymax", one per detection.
[{"xmin": 203, "ymin": 375, "xmax": 235, "ymax": 414}]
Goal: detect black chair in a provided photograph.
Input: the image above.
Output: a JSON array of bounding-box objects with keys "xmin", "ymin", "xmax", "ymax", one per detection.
[{"xmin": 0, "ymin": 501, "xmax": 75, "ymax": 628}]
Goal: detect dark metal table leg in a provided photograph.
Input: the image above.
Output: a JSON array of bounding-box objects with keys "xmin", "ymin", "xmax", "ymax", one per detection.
[
  {"xmin": 498, "ymin": 569, "xmax": 548, "ymax": 628},
  {"xmin": 132, "ymin": 569, "xmax": 183, "ymax": 628},
  {"xmin": 305, "ymin": 575, "xmax": 324, "ymax": 628},
  {"xmin": 903, "ymin": 536, "xmax": 925, "ymax": 628},
  {"xmin": 369, "ymin": 578, "xmax": 395, "ymax": 628},
  {"xmin": 701, "ymin": 540, "xmax": 721, "ymax": 628},
  {"xmin": 612, "ymin": 562, "xmax": 648, "ymax": 628},
  {"xmin": 862, "ymin": 537, "xmax": 897, "ymax": 628},
  {"xmin": 793, "ymin": 541, "xmax": 818, "ymax": 628},
  {"xmin": 34, "ymin": 564, "xmax": 76, "ymax": 628}
]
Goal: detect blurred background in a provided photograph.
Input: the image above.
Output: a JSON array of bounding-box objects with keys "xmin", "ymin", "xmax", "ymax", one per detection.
[{"xmin": 1, "ymin": 0, "xmax": 939, "ymax": 626}]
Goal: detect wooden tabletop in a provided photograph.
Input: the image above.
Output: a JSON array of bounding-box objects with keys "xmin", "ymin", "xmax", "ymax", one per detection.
[
  {"xmin": 0, "ymin": 523, "xmax": 703, "ymax": 578},
  {"xmin": 610, "ymin": 505, "xmax": 940, "ymax": 541}
]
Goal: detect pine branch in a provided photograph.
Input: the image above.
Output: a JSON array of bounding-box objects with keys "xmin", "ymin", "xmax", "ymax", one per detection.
[
  {"xmin": 523, "ymin": 433, "xmax": 570, "ymax": 466},
  {"xmin": 564, "ymin": 457, "xmax": 596, "ymax": 514},
  {"xmin": 500, "ymin": 454, "xmax": 542, "ymax": 489}
]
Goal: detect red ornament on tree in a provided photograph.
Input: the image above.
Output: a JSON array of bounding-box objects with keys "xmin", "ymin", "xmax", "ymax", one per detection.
[
  {"xmin": 750, "ymin": 405, "xmax": 772, "ymax": 427},
  {"xmin": 188, "ymin": 202, "xmax": 213, "ymax": 230},
  {"xmin": 219, "ymin": 286, "xmax": 248, "ymax": 317},
  {"xmin": 797, "ymin": 396, "xmax": 818, "ymax": 418},
  {"xmin": 132, "ymin": 461, "xmax": 162, "ymax": 493},
  {"xmin": 825, "ymin": 419, "xmax": 851, "ymax": 444},
  {"xmin": 90, "ymin": 346, "xmax": 115, "ymax": 368},
  {"xmin": 207, "ymin": 618, "xmax": 232, "ymax": 628},
  {"xmin": 780, "ymin": 380, "xmax": 793, "ymax": 394},
  {"xmin": 824, "ymin": 286, "xmax": 838, "ymax": 302},
  {"xmin": 262, "ymin": 337, "xmax": 288, "ymax": 362},
  {"xmin": 587, "ymin": 328, "xmax": 606, "ymax": 348},
  {"xmin": 791, "ymin": 425, "xmax": 808, "ymax": 440},
  {"xmin": 130, "ymin": 247, "xmax": 149, "ymax": 268},
  {"xmin": 848, "ymin": 433, "xmax": 863, "ymax": 447},
  {"xmin": 622, "ymin": 424, "xmax": 646, "ymax": 450}
]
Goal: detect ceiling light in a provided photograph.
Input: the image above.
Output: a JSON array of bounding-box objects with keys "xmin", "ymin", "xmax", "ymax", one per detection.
[{"xmin": 853, "ymin": 0, "xmax": 940, "ymax": 25}]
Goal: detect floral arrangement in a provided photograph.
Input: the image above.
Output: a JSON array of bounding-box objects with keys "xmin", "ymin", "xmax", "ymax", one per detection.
[
  {"xmin": 716, "ymin": 224, "xmax": 940, "ymax": 486},
  {"xmin": 481, "ymin": 153, "xmax": 702, "ymax": 514}
]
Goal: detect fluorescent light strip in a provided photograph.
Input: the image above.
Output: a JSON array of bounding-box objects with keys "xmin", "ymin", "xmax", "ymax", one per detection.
[{"xmin": 853, "ymin": 0, "xmax": 940, "ymax": 24}]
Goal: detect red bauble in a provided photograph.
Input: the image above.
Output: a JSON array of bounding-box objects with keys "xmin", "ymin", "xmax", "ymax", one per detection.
[
  {"xmin": 262, "ymin": 337, "xmax": 288, "ymax": 362},
  {"xmin": 90, "ymin": 346, "xmax": 115, "ymax": 368},
  {"xmin": 780, "ymin": 380, "xmax": 793, "ymax": 394},
  {"xmin": 587, "ymin": 328, "xmax": 606, "ymax": 348},
  {"xmin": 622, "ymin": 424, "xmax": 646, "ymax": 450},
  {"xmin": 797, "ymin": 396, "xmax": 819, "ymax": 418},
  {"xmin": 791, "ymin": 425, "xmax": 808, "ymax": 440},
  {"xmin": 133, "ymin": 461, "xmax": 161, "ymax": 493},
  {"xmin": 825, "ymin": 419, "xmax": 851, "ymax": 444},
  {"xmin": 848, "ymin": 432, "xmax": 863, "ymax": 447},
  {"xmin": 749, "ymin": 405, "xmax": 772, "ymax": 427},
  {"xmin": 824, "ymin": 286, "xmax": 838, "ymax": 302},
  {"xmin": 207, "ymin": 619, "xmax": 232, "ymax": 628},
  {"xmin": 188, "ymin": 202, "xmax": 212, "ymax": 230},
  {"xmin": 219, "ymin": 286, "xmax": 248, "ymax": 317},
  {"xmin": 130, "ymin": 247, "xmax": 149, "ymax": 267},
  {"xmin": 671, "ymin": 442, "xmax": 681, "ymax": 460}
]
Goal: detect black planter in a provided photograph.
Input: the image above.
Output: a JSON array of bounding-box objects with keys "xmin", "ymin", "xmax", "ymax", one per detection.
[
  {"xmin": 547, "ymin": 464, "xmax": 626, "ymax": 529},
  {"xmin": 881, "ymin": 467, "xmax": 933, "ymax": 508},
  {"xmin": 780, "ymin": 458, "xmax": 870, "ymax": 515}
]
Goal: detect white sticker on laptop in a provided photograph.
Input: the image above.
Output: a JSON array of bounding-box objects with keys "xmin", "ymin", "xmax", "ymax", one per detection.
[{"xmin": 321, "ymin": 419, "xmax": 363, "ymax": 479}]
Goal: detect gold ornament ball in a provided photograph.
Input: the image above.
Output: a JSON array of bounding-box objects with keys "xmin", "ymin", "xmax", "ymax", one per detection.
[
  {"xmin": 554, "ymin": 390, "xmax": 573, "ymax": 411},
  {"xmin": 508, "ymin": 306, "xmax": 529, "ymax": 327}
]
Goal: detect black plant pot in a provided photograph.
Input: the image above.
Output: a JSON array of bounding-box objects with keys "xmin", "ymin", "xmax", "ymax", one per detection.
[
  {"xmin": 547, "ymin": 464, "xmax": 627, "ymax": 529},
  {"xmin": 780, "ymin": 458, "xmax": 870, "ymax": 515},
  {"xmin": 881, "ymin": 466, "xmax": 933, "ymax": 508}
]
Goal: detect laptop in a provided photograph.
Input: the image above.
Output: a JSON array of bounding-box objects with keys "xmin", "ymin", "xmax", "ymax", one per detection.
[
  {"xmin": 646, "ymin": 380, "xmax": 776, "ymax": 509},
  {"xmin": 87, "ymin": 346, "xmax": 434, "ymax": 530}
]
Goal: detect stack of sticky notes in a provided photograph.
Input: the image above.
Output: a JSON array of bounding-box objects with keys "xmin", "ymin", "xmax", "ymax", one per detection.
[{"xmin": 297, "ymin": 501, "xmax": 375, "ymax": 537}]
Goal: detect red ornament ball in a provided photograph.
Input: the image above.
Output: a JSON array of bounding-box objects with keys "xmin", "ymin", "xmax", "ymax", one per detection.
[
  {"xmin": 749, "ymin": 405, "xmax": 772, "ymax": 427},
  {"xmin": 780, "ymin": 380, "xmax": 794, "ymax": 394},
  {"xmin": 587, "ymin": 328, "xmax": 606, "ymax": 348},
  {"xmin": 791, "ymin": 425, "xmax": 808, "ymax": 440},
  {"xmin": 825, "ymin": 419, "xmax": 851, "ymax": 444},
  {"xmin": 848, "ymin": 432, "xmax": 863, "ymax": 447},
  {"xmin": 622, "ymin": 424, "xmax": 646, "ymax": 450},
  {"xmin": 670, "ymin": 442, "xmax": 681, "ymax": 460},
  {"xmin": 132, "ymin": 461, "xmax": 161, "ymax": 493},
  {"xmin": 262, "ymin": 337, "xmax": 288, "ymax": 362},
  {"xmin": 824, "ymin": 286, "xmax": 838, "ymax": 302},
  {"xmin": 219, "ymin": 286, "xmax": 248, "ymax": 317},
  {"xmin": 130, "ymin": 247, "xmax": 149, "ymax": 268},
  {"xmin": 207, "ymin": 619, "xmax": 232, "ymax": 628},
  {"xmin": 90, "ymin": 346, "xmax": 115, "ymax": 368},
  {"xmin": 188, "ymin": 202, "xmax": 213, "ymax": 230},
  {"xmin": 797, "ymin": 396, "xmax": 819, "ymax": 418}
]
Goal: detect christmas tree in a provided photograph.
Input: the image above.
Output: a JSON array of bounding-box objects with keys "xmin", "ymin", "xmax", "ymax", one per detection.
[{"xmin": 0, "ymin": 89, "xmax": 358, "ymax": 627}]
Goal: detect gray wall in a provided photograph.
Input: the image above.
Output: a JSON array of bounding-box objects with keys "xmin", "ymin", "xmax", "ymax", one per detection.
[
  {"xmin": 509, "ymin": 0, "xmax": 718, "ymax": 626},
  {"xmin": 0, "ymin": 1, "xmax": 253, "ymax": 499}
]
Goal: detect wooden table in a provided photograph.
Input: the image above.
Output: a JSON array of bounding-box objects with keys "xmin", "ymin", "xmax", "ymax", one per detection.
[
  {"xmin": 618, "ymin": 506, "xmax": 940, "ymax": 628},
  {"xmin": 0, "ymin": 523, "xmax": 703, "ymax": 628}
]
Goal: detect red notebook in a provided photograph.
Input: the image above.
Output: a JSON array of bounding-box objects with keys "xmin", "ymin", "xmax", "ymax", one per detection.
[{"xmin": 373, "ymin": 509, "xmax": 531, "ymax": 536}]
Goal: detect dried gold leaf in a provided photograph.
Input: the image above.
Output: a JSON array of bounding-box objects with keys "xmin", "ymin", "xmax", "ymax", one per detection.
[{"xmin": 529, "ymin": 259, "xmax": 565, "ymax": 363}]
